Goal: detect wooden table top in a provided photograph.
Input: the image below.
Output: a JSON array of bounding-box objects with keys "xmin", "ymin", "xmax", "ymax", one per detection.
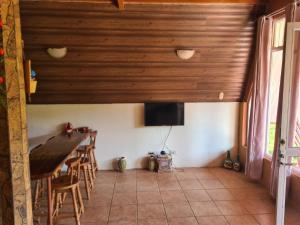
[{"xmin": 30, "ymin": 132, "xmax": 90, "ymax": 180}]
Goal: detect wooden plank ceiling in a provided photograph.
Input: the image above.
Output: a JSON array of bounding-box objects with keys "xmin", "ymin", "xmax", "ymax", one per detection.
[{"xmin": 20, "ymin": 1, "xmax": 265, "ymax": 103}]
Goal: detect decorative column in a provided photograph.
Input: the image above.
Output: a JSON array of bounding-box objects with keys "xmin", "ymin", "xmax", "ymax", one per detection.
[{"xmin": 0, "ymin": 1, "xmax": 33, "ymax": 225}]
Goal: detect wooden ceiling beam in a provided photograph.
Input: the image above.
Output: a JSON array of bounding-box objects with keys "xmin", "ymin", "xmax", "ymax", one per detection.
[
  {"xmin": 20, "ymin": 0, "xmax": 266, "ymax": 4},
  {"xmin": 126, "ymin": 0, "xmax": 266, "ymax": 4}
]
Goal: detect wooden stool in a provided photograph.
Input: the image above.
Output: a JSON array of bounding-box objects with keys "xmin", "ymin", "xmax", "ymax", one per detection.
[
  {"xmin": 52, "ymin": 157, "xmax": 84, "ymax": 225},
  {"xmin": 74, "ymin": 128, "xmax": 99, "ymax": 173},
  {"xmin": 66, "ymin": 145, "xmax": 94, "ymax": 200},
  {"xmin": 78, "ymin": 131, "xmax": 98, "ymax": 177},
  {"xmin": 89, "ymin": 131, "xmax": 99, "ymax": 175}
]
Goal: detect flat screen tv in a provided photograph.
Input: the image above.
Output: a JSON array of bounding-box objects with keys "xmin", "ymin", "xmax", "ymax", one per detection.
[{"xmin": 144, "ymin": 102, "xmax": 184, "ymax": 126}]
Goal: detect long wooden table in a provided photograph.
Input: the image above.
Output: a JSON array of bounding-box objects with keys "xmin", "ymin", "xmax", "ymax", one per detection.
[{"xmin": 30, "ymin": 132, "xmax": 90, "ymax": 225}]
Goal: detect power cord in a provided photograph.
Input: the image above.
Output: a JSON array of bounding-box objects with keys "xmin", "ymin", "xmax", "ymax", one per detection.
[
  {"xmin": 162, "ymin": 126, "xmax": 172, "ymax": 152},
  {"xmin": 161, "ymin": 126, "xmax": 180, "ymax": 171}
]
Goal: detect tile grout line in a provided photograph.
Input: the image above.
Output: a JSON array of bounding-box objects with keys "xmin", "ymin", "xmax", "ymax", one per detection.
[
  {"xmin": 176, "ymin": 171, "xmax": 200, "ymax": 225},
  {"xmin": 106, "ymin": 172, "xmax": 117, "ymax": 225},
  {"xmin": 157, "ymin": 171, "xmax": 170, "ymax": 225}
]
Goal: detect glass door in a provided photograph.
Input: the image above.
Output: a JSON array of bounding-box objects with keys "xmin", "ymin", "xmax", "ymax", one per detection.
[{"xmin": 276, "ymin": 22, "xmax": 300, "ymax": 225}]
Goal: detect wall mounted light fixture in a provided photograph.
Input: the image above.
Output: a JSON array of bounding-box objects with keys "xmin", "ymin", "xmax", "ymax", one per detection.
[
  {"xmin": 219, "ymin": 92, "xmax": 225, "ymax": 101},
  {"xmin": 176, "ymin": 49, "xmax": 195, "ymax": 60},
  {"xmin": 47, "ymin": 47, "xmax": 68, "ymax": 59}
]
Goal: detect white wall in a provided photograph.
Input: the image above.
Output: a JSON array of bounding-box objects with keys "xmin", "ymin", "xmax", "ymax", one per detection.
[{"xmin": 27, "ymin": 103, "xmax": 239, "ymax": 170}]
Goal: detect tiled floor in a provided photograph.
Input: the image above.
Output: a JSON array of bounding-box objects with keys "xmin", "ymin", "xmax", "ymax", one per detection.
[{"xmin": 34, "ymin": 168, "xmax": 300, "ymax": 225}]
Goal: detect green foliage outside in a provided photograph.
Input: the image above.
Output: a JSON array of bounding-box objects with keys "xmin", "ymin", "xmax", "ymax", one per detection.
[
  {"xmin": 267, "ymin": 123, "xmax": 276, "ymax": 156},
  {"xmin": 268, "ymin": 123, "xmax": 299, "ymax": 166}
]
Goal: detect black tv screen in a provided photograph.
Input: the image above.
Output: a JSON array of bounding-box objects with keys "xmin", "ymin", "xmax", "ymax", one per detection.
[{"xmin": 144, "ymin": 103, "xmax": 184, "ymax": 126}]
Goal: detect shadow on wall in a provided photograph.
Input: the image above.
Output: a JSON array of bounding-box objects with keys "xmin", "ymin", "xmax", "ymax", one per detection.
[
  {"xmin": 202, "ymin": 151, "xmax": 230, "ymax": 167},
  {"xmin": 134, "ymin": 104, "xmax": 144, "ymax": 128},
  {"xmin": 210, "ymin": 147, "xmax": 238, "ymax": 167}
]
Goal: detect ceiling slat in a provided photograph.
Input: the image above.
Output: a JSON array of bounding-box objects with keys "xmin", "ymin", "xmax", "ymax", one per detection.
[{"xmin": 20, "ymin": 1, "xmax": 262, "ymax": 103}]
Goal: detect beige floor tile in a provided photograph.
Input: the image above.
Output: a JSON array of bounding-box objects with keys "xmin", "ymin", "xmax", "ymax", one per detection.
[
  {"xmin": 112, "ymin": 192, "xmax": 137, "ymax": 205},
  {"xmin": 225, "ymin": 215, "xmax": 259, "ymax": 225},
  {"xmin": 253, "ymin": 214, "xmax": 275, "ymax": 225},
  {"xmin": 116, "ymin": 174, "xmax": 136, "ymax": 183},
  {"xmin": 95, "ymin": 176, "xmax": 116, "ymax": 184},
  {"xmin": 57, "ymin": 216, "xmax": 103, "ymax": 225},
  {"xmin": 157, "ymin": 173, "xmax": 177, "ymax": 182},
  {"xmin": 215, "ymin": 201, "xmax": 248, "ymax": 215},
  {"xmin": 89, "ymin": 191, "xmax": 113, "ymax": 206},
  {"xmin": 137, "ymin": 175, "xmax": 157, "ymax": 183},
  {"xmin": 93, "ymin": 188, "xmax": 114, "ymax": 196},
  {"xmin": 164, "ymin": 203, "xmax": 194, "ymax": 218},
  {"xmin": 168, "ymin": 217, "xmax": 199, "ymax": 225},
  {"xmin": 80, "ymin": 206, "xmax": 110, "ymax": 223},
  {"xmin": 200, "ymin": 179, "xmax": 225, "ymax": 189},
  {"xmin": 179, "ymin": 179, "xmax": 203, "ymax": 190},
  {"xmin": 158, "ymin": 180, "xmax": 181, "ymax": 191},
  {"xmin": 190, "ymin": 201, "xmax": 222, "ymax": 217},
  {"xmin": 206, "ymin": 189, "xmax": 235, "ymax": 201},
  {"xmin": 138, "ymin": 218, "xmax": 168, "ymax": 225},
  {"xmin": 115, "ymin": 182, "xmax": 137, "ymax": 193},
  {"xmin": 94, "ymin": 182, "xmax": 115, "ymax": 190},
  {"xmin": 196, "ymin": 216, "xmax": 228, "ymax": 225},
  {"xmin": 241, "ymin": 199, "xmax": 275, "ymax": 214},
  {"xmin": 194, "ymin": 171, "xmax": 216, "ymax": 180},
  {"xmin": 108, "ymin": 219, "xmax": 137, "ymax": 225},
  {"xmin": 138, "ymin": 203, "xmax": 166, "ymax": 219},
  {"xmin": 116, "ymin": 171, "xmax": 136, "ymax": 176},
  {"xmin": 219, "ymin": 178, "xmax": 249, "ymax": 188},
  {"xmin": 228, "ymin": 187, "xmax": 270, "ymax": 200},
  {"xmin": 175, "ymin": 172, "xmax": 196, "ymax": 180},
  {"xmin": 109, "ymin": 205, "xmax": 137, "ymax": 221},
  {"xmin": 84, "ymin": 197, "xmax": 112, "ymax": 207},
  {"xmin": 137, "ymin": 180, "xmax": 159, "ymax": 192},
  {"xmin": 137, "ymin": 191, "xmax": 162, "ymax": 204},
  {"xmin": 161, "ymin": 190, "xmax": 187, "ymax": 203},
  {"xmin": 184, "ymin": 190, "xmax": 211, "ymax": 202},
  {"xmin": 116, "ymin": 177, "xmax": 137, "ymax": 184}
]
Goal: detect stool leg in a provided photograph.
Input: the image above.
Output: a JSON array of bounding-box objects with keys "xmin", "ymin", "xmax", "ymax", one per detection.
[
  {"xmin": 76, "ymin": 185, "xmax": 84, "ymax": 214},
  {"xmin": 83, "ymin": 167, "xmax": 91, "ymax": 200},
  {"xmin": 92, "ymin": 149, "xmax": 99, "ymax": 171},
  {"xmin": 34, "ymin": 180, "xmax": 41, "ymax": 209},
  {"xmin": 90, "ymin": 159, "xmax": 96, "ymax": 181},
  {"xmin": 87, "ymin": 166, "xmax": 94, "ymax": 190},
  {"xmin": 53, "ymin": 192, "xmax": 60, "ymax": 217},
  {"xmin": 71, "ymin": 187, "xmax": 80, "ymax": 225}
]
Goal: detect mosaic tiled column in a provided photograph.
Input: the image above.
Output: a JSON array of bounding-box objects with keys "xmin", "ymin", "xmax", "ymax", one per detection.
[{"xmin": 0, "ymin": 1, "xmax": 33, "ymax": 225}]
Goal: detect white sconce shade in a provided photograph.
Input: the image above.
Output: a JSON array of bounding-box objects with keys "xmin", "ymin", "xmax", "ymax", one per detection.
[
  {"xmin": 47, "ymin": 47, "xmax": 68, "ymax": 59},
  {"xmin": 219, "ymin": 92, "xmax": 224, "ymax": 101},
  {"xmin": 176, "ymin": 49, "xmax": 195, "ymax": 60}
]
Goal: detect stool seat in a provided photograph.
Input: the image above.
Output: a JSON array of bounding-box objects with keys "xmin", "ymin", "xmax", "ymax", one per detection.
[
  {"xmin": 52, "ymin": 175, "xmax": 79, "ymax": 190},
  {"xmin": 52, "ymin": 157, "xmax": 84, "ymax": 225},
  {"xmin": 66, "ymin": 157, "xmax": 90, "ymax": 166},
  {"xmin": 65, "ymin": 150, "xmax": 94, "ymax": 200}
]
